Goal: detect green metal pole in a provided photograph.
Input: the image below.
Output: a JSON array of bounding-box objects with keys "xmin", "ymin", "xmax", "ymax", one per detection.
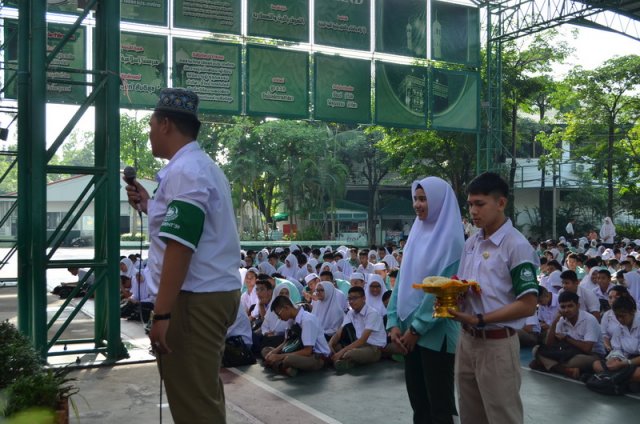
[
  {"xmin": 94, "ymin": 0, "xmax": 126, "ymax": 360},
  {"xmin": 16, "ymin": 0, "xmax": 32, "ymax": 339}
]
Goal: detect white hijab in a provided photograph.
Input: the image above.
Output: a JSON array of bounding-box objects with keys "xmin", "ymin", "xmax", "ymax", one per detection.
[
  {"xmin": 336, "ymin": 258, "xmax": 354, "ymax": 280},
  {"xmin": 366, "ymin": 274, "xmax": 387, "ymax": 315},
  {"xmin": 600, "ymin": 217, "xmax": 616, "ymax": 241},
  {"xmin": 397, "ymin": 177, "xmax": 465, "ymax": 320},
  {"xmin": 382, "ymin": 253, "xmax": 399, "ymax": 270},
  {"xmin": 280, "ymin": 253, "xmax": 299, "ymax": 279},
  {"xmin": 312, "ymin": 281, "xmax": 345, "ymax": 335},
  {"xmin": 258, "ymin": 261, "xmax": 277, "ymax": 276}
]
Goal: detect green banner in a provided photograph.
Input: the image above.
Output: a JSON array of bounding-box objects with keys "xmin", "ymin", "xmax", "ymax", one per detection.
[
  {"xmin": 120, "ymin": 32, "xmax": 167, "ymax": 109},
  {"xmin": 2, "ymin": 21, "xmax": 86, "ymax": 104},
  {"xmin": 431, "ymin": 1, "xmax": 480, "ymax": 66},
  {"xmin": 173, "ymin": 39, "xmax": 241, "ymax": 114},
  {"xmin": 376, "ymin": 0, "xmax": 426, "ymax": 58},
  {"xmin": 314, "ymin": 54, "xmax": 371, "ymax": 124},
  {"xmin": 430, "ymin": 68, "xmax": 479, "ymax": 132},
  {"xmin": 248, "ymin": 0, "xmax": 309, "ymax": 42},
  {"xmin": 314, "ymin": 0, "xmax": 370, "ymax": 51},
  {"xmin": 122, "ymin": 0, "xmax": 167, "ymax": 26},
  {"xmin": 46, "ymin": 0, "xmax": 81, "ymax": 15},
  {"xmin": 246, "ymin": 46, "xmax": 309, "ymax": 119},
  {"xmin": 174, "ymin": 0, "xmax": 241, "ymax": 34},
  {"xmin": 375, "ymin": 62, "xmax": 427, "ymax": 128}
]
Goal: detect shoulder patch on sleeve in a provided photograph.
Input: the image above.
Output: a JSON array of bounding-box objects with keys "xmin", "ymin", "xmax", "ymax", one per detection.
[
  {"xmin": 510, "ymin": 262, "xmax": 539, "ymax": 297},
  {"xmin": 159, "ymin": 200, "xmax": 205, "ymax": 250}
]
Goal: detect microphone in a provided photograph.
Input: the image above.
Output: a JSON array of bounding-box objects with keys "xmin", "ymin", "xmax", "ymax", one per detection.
[
  {"xmin": 123, "ymin": 166, "xmax": 141, "ymax": 213},
  {"xmin": 123, "ymin": 166, "xmax": 137, "ymax": 186}
]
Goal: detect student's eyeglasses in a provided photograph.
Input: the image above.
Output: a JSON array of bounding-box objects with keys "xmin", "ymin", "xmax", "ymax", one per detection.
[{"xmin": 347, "ymin": 296, "xmax": 362, "ymax": 302}]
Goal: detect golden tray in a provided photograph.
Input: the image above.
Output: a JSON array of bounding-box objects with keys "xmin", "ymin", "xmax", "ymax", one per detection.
[{"xmin": 412, "ymin": 279, "xmax": 479, "ymax": 318}]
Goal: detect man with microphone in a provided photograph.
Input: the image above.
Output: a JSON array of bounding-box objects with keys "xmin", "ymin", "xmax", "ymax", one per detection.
[{"xmin": 124, "ymin": 88, "xmax": 241, "ymax": 424}]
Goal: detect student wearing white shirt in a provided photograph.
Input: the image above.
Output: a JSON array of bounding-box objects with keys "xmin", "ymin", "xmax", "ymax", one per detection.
[
  {"xmin": 600, "ymin": 286, "xmax": 633, "ymax": 353},
  {"xmin": 593, "ymin": 296, "xmax": 640, "ymax": 382},
  {"xmin": 262, "ymin": 295, "xmax": 331, "ymax": 377},
  {"xmin": 240, "ymin": 268, "xmax": 259, "ymax": 315},
  {"xmin": 532, "ymin": 291, "xmax": 605, "ymax": 379},
  {"xmin": 559, "ymin": 270, "xmax": 601, "ymax": 321},
  {"xmin": 330, "ymin": 286, "xmax": 387, "ymax": 372},
  {"xmin": 450, "ymin": 173, "xmax": 539, "ymax": 424}
]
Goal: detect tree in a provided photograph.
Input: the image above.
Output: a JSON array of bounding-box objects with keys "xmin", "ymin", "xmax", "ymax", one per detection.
[
  {"xmin": 561, "ymin": 55, "xmax": 640, "ymax": 218},
  {"xmin": 119, "ymin": 114, "xmax": 163, "ymax": 179},
  {"xmin": 501, "ymin": 30, "xmax": 572, "ymax": 218}
]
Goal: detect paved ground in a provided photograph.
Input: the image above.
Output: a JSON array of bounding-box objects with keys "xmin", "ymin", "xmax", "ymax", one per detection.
[{"xmin": 2, "ymin": 248, "xmax": 640, "ymax": 423}]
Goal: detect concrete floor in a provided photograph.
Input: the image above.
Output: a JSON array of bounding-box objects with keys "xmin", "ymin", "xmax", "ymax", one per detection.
[{"xmin": 2, "ymin": 253, "xmax": 640, "ymax": 424}]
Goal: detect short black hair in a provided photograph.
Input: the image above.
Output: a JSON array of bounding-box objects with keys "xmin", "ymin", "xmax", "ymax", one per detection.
[
  {"xmin": 558, "ymin": 291, "xmax": 579, "ymax": 304},
  {"xmin": 585, "ymin": 258, "xmax": 600, "ymax": 268},
  {"xmin": 467, "ymin": 172, "xmax": 509, "ymax": 198},
  {"xmin": 270, "ymin": 295, "xmax": 293, "ymax": 311},
  {"xmin": 560, "ymin": 270, "xmax": 578, "ymax": 282},
  {"xmin": 348, "ymin": 286, "xmax": 365, "ymax": 296},
  {"xmin": 547, "ymin": 260, "xmax": 562, "ymax": 271},
  {"xmin": 612, "ymin": 296, "xmax": 637, "ymax": 314},
  {"xmin": 153, "ymin": 110, "xmax": 201, "ymax": 139},
  {"xmin": 256, "ymin": 279, "xmax": 273, "ymax": 290},
  {"xmin": 319, "ymin": 270, "xmax": 334, "ymax": 280},
  {"xmin": 537, "ymin": 285, "xmax": 549, "ymax": 298},
  {"xmin": 597, "ymin": 269, "xmax": 611, "ymax": 278},
  {"xmin": 382, "ymin": 290, "xmax": 392, "ymax": 302},
  {"xmin": 389, "ymin": 269, "xmax": 398, "ymax": 278}
]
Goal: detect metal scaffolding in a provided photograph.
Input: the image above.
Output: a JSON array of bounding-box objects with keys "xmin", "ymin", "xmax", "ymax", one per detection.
[{"xmin": 15, "ymin": 0, "xmax": 126, "ymax": 361}]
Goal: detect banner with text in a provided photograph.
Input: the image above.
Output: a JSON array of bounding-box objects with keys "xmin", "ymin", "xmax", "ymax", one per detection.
[
  {"xmin": 375, "ymin": 0, "xmax": 426, "ymax": 58},
  {"xmin": 174, "ymin": 0, "xmax": 241, "ymax": 34},
  {"xmin": 246, "ymin": 46, "xmax": 309, "ymax": 118},
  {"xmin": 314, "ymin": 54, "xmax": 371, "ymax": 124},
  {"xmin": 248, "ymin": 0, "xmax": 309, "ymax": 42},
  {"xmin": 430, "ymin": 68, "xmax": 479, "ymax": 132},
  {"xmin": 120, "ymin": 32, "xmax": 167, "ymax": 109},
  {"xmin": 3, "ymin": 21, "xmax": 86, "ymax": 104},
  {"xmin": 314, "ymin": 0, "xmax": 370, "ymax": 51},
  {"xmin": 431, "ymin": 1, "xmax": 480, "ymax": 66},
  {"xmin": 122, "ymin": 0, "xmax": 167, "ymax": 26},
  {"xmin": 375, "ymin": 62, "xmax": 427, "ymax": 128},
  {"xmin": 173, "ymin": 39, "xmax": 241, "ymax": 114}
]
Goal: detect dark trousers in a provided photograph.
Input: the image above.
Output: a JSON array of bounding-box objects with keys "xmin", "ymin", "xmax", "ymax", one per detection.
[{"xmin": 405, "ymin": 343, "xmax": 457, "ymax": 424}]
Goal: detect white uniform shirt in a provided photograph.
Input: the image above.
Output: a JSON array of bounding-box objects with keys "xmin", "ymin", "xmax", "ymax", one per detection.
[
  {"xmin": 625, "ymin": 270, "xmax": 640, "ymax": 302},
  {"xmin": 458, "ymin": 219, "xmax": 539, "ymax": 330},
  {"xmin": 523, "ymin": 314, "xmax": 541, "ymax": 333},
  {"xmin": 227, "ymin": 307, "xmax": 253, "ymax": 346},
  {"xmin": 292, "ymin": 309, "xmax": 331, "ymax": 356},
  {"xmin": 147, "ymin": 142, "xmax": 241, "ymax": 293},
  {"xmin": 610, "ymin": 312, "xmax": 640, "ymax": 357},
  {"xmin": 593, "ymin": 284, "xmax": 612, "ymax": 302},
  {"xmin": 241, "ymin": 289, "xmax": 259, "ymax": 314},
  {"xmin": 579, "ymin": 269, "xmax": 598, "ymax": 291},
  {"xmin": 538, "ymin": 293, "xmax": 559, "ymax": 326},
  {"xmin": 357, "ymin": 263, "xmax": 375, "ymax": 276},
  {"xmin": 601, "ymin": 309, "xmax": 623, "ymax": 340},
  {"xmin": 261, "ymin": 299, "xmax": 291, "ymax": 335},
  {"xmin": 342, "ymin": 304, "xmax": 387, "ymax": 348},
  {"xmin": 558, "ymin": 286, "xmax": 600, "ymax": 314},
  {"xmin": 555, "ymin": 310, "xmax": 606, "ymax": 356}
]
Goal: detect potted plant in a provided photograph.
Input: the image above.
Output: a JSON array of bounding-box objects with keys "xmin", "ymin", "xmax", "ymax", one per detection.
[{"xmin": 0, "ymin": 321, "xmax": 80, "ymax": 423}]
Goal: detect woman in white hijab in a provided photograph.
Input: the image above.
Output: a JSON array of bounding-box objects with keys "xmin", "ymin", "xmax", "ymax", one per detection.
[
  {"xmin": 366, "ymin": 274, "xmax": 387, "ymax": 316},
  {"xmin": 258, "ymin": 261, "xmax": 277, "ymax": 276},
  {"xmin": 311, "ymin": 281, "xmax": 345, "ymax": 338},
  {"xmin": 278, "ymin": 253, "xmax": 299, "ymax": 280},
  {"xmin": 600, "ymin": 217, "xmax": 616, "ymax": 248},
  {"xmin": 386, "ymin": 176, "xmax": 464, "ymax": 423},
  {"xmin": 382, "ymin": 253, "xmax": 399, "ymax": 270}
]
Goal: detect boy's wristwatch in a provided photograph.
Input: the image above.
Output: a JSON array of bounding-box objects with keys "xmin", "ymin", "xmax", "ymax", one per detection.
[
  {"xmin": 151, "ymin": 311, "xmax": 171, "ymax": 322},
  {"xmin": 476, "ymin": 314, "xmax": 486, "ymax": 328}
]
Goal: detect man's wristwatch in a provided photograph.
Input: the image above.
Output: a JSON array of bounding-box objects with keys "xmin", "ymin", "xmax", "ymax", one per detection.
[
  {"xmin": 409, "ymin": 326, "xmax": 419, "ymax": 336},
  {"xmin": 476, "ymin": 314, "xmax": 486, "ymax": 328},
  {"xmin": 151, "ymin": 311, "xmax": 171, "ymax": 322}
]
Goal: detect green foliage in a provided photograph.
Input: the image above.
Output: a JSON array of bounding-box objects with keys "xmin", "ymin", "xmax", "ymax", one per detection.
[
  {"xmin": 0, "ymin": 321, "xmax": 43, "ymax": 390},
  {"xmin": 3, "ymin": 368, "xmax": 78, "ymax": 417},
  {"xmin": 0, "ymin": 145, "xmax": 18, "ymax": 194},
  {"xmin": 119, "ymin": 113, "xmax": 163, "ymax": 179},
  {"xmin": 616, "ymin": 223, "xmax": 640, "ymax": 240},
  {"xmin": 120, "ymin": 233, "xmax": 146, "ymax": 241},
  {"xmin": 295, "ymin": 225, "xmax": 322, "ymax": 241}
]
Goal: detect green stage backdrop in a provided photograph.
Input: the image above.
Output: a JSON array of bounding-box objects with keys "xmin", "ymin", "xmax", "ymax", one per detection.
[
  {"xmin": 430, "ymin": 68, "xmax": 479, "ymax": 132},
  {"xmin": 122, "ymin": 0, "xmax": 167, "ymax": 26},
  {"xmin": 431, "ymin": 1, "xmax": 480, "ymax": 66},
  {"xmin": 314, "ymin": 0, "xmax": 370, "ymax": 51},
  {"xmin": 173, "ymin": 39, "xmax": 241, "ymax": 114},
  {"xmin": 376, "ymin": 0, "xmax": 427, "ymax": 58},
  {"xmin": 3, "ymin": 21, "xmax": 86, "ymax": 105},
  {"xmin": 248, "ymin": 0, "xmax": 309, "ymax": 42},
  {"xmin": 174, "ymin": 0, "xmax": 241, "ymax": 34},
  {"xmin": 375, "ymin": 62, "xmax": 427, "ymax": 128},
  {"xmin": 314, "ymin": 54, "xmax": 371, "ymax": 124},
  {"xmin": 246, "ymin": 46, "xmax": 309, "ymax": 118},
  {"xmin": 120, "ymin": 32, "xmax": 167, "ymax": 109}
]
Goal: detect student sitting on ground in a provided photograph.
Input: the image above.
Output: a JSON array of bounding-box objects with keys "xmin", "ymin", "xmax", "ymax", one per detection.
[
  {"xmin": 601, "ymin": 286, "xmax": 633, "ymax": 353},
  {"xmin": 537, "ymin": 286, "xmax": 559, "ymax": 342},
  {"xmin": 262, "ymin": 295, "xmax": 331, "ymax": 377},
  {"xmin": 120, "ymin": 267, "xmax": 155, "ymax": 322},
  {"xmin": 559, "ymin": 270, "xmax": 601, "ymax": 321},
  {"xmin": 329, "ymin": 286, "xmax": 387, "ymax": 372},
  {"xmin": 593, "ymin": 269, "xmax": 614, "ymax": 312},
  {"xmin": 311, "ymin": 281, "xmax": 346, "ymax": 340},
  {"xmin": 223, "ymin": 305, "xmax": 256, "ymax": 367},
  {"xmin": 592, "ymin": 295, "xmax": 640, "ymax": 382},
  {"xmin": 531, "ymin": 291, "xmax": 605, "ymax": 379}
]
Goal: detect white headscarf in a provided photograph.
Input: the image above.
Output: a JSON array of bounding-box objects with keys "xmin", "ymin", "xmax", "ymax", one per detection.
[
  {"xmin": 280, "ymin": 253, "xmax": 299, "ymax": 279},
  {"xmin": 120, "ymin": 258, "xmax": 134, "ymax": 279},
  {"xmin": 336, "ymin": 258, "xmax": 353, "ymax": 280},
  {"xmin": 274, "ymin": 279, "xmax": 301, "ymax": 304},
  {"xmin": 397, "ymin": 177, "xmax": 465, "ymax": 321},
  {"xmin": 600, "ymin": 217, "xmax": 616, "ymax": 242},
  {"xmin": 366, "ymin": 274, "xmax": 387, "ymax": 315},
  {"xmin": 311, "ymin": 281, "xmax": 345, "ymax": 336},
  {"xmin": 258, "ymin": 261, "xmax": 277, "ymax": 276},
  {"xmin": 320, "ymin": 261, "xmax": 338, "ymax": 275},
  {"xmin": 382, "ymin": 253, "xmax": 399, "ymax": 270}
]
